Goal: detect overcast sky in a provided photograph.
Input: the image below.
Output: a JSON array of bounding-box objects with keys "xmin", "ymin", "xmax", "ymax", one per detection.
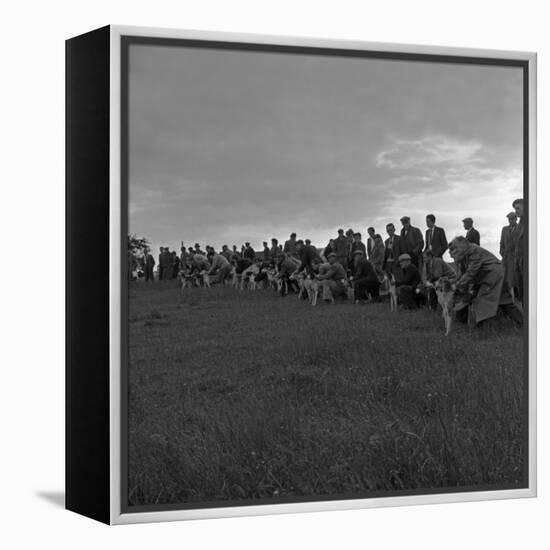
[{"xmin": 128, "ymin": 43, "xmax": 523, "ymax": 259}]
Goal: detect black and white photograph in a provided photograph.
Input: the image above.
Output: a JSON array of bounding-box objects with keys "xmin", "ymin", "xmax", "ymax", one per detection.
[{"xmin": 123, "ymin": 36, "xmax": 530, "ymax": 511}]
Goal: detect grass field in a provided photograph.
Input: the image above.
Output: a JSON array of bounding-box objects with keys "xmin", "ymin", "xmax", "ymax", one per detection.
[{"xmin": 127, "ymin": 281, "xmax": 526, "ymax": 507}]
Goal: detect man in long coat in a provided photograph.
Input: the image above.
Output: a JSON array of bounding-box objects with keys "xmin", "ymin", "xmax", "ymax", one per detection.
[
  {"xmin": 449, "ymin": 237, "xmax": 522, "ymax": 326},
  {"xmin": 511, "ymin": 198, "xmax": 525, "ymax": 304},
  {"xmin": 399, "ymin": 216, "xmax": 424, "ymax": 267},
  {"xmin": 333, "ymin": 229, "xmax": 350, "ymax": 269},
  {"xmin": 500, "ymin": 212, "xmax": 518, "ymax": 296}
]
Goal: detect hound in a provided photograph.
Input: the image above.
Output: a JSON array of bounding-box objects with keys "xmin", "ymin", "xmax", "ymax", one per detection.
[
  {"xmin": 199, "ymin": 270, "xmax": 211, "ymax": 288},
  {"xmin": 302, "ymin": 276, "xmax": 321, "ymax": 306},
  {"xmin": 383, "ymin": 273, "xmax": 398, "ymax": 312},
  {"xmin": 435, "ymin": 277, "xmax": 454, "ymax": 336},
  {"xmin": 240, "ymin": 264, "xmax": 260, "ymax": 291}
]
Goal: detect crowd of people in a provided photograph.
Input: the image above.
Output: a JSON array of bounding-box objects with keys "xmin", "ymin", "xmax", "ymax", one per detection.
[{"xmin": 132, "ymin": 197, "xmax": 526, "ymax": 327}]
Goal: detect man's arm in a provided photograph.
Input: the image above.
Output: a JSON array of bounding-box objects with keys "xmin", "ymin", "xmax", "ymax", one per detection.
[{"xmin": 440, "ymin": 228, "xmax": 448, "ymax": 256}]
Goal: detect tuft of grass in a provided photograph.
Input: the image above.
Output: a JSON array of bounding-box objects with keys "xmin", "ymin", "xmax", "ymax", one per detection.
[{"xmin": 127, "ymin": 284, "xmax": 525, "ymax": 506}]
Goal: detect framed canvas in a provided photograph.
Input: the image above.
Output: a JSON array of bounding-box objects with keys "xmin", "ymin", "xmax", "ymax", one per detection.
[{"xmin": 66, "ymin": 25, "xmax": 537, "ymax": 525}]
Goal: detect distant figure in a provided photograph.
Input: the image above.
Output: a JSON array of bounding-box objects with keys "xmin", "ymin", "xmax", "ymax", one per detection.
[
  {"xmin": 394, "ymin": 253, "xmax": 422, "ymax": 309},
  {"xmin": 424, "ymin": 214, "xmax": 448, "ymax": 258},
  {"xmin": 243, "ymin": 242, "xmax": 256, "ymax": 261},
  {"xmin": 297, "ymin": 239, "xmax": 320, "ymax": 276},
  {"xmin": 366, "ymin": 227, "xmax": 376, "ymax": 259},
  {"xmin": 158, "ymin": 247, "xmax": 164, "ymax": 281},
  {"xmin": 143, "ymin": 249, "xmax": 155, "ymax": 283},
  {"xmin": 171, "ymin": 251, "xmax": 180, "ymax": 279},
  {"xmin": 500, "ymin": 212, "xmax": 519, "ymax": 296},
  {"xmin": 462, "ymin": 217, "xmax": 480, "ymax": 245},
  {"xmin": 194, "ymin": 243, "xmax": 205, "ymax": 255},
  {"xmin": 370, "ymin": 234, "xmax": 385, "ymax": 279},
  {"xmin": 262, "ymin": 241, "xmax": 270, "ymax": 261},
  {"xmin": 399, "ymin": 216, "xmax": 424, "ymax": 268},
  {"xmin": 512, "ymin": 198, "xmax": 525, "ymax": 304},
  {"xmin": 283, "ymin": 233, "xmax": 297, "ymax": 256},
  {"xmin": 333, "ymin": 228, "xmax": 349, "ymax": 269},
  {"xmin": 231, "ymin": 245, "xmax": 241, "ymax": 260},
  {"xmin": 160, "ymin": 247, "xmax": 173, "ymax": 280},
  {"xmin": 323, "ymin": 239, "xmax": 335, "ymax": 260},
  {"xmin": 449, "ymin": 236, "xmax": 522, "ymax": 326},
  {"xmin": 351, "ymin": 249, "xmax": 380, "ymax": 302},
  {"xmin": 317, "ymin": 252, "xmax": 347, "ymax": 302},
  {"xmin": 349, "ymin": 232, "xmax": 366, "ymax": 270},
  {"xmin": 220, "ymin": 245, "xmax": 233, "ymax": 262},
  {"xmin": 270, "ymin": 238, "xmax": 279, "ymax": 263},
  {"xmin": 383, "ymin": 223, "xmax": 403, "ymax": 275}
]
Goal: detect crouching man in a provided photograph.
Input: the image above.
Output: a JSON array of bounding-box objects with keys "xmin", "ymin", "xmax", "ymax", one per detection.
[
  {"xmin": 351, "ymin": 249, "xmax": 380, "ymax": 303},
  {"xmin": 394, "ymin": 253, "xmax": 422, "ymax": 309},
  {"xmin": 317, "ymin": 252, "xmax": 347, "ymax": 302},
  {"xmin": 448, "ymin": 236, "xmax": 522, "ymax": 327}
]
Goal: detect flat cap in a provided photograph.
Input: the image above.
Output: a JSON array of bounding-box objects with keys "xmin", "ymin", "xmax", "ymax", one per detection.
[
  {"xmin": 400, "ymin": 216, "xmax": 410, "ymax": 222},
  {"xmin": 327, "ymin": 252, "xmax": 338, "ymax": 259},
  {"xmin": 352, "ymin": 249, "xmax": 365, "ymax": 256},
  {"xmin": 506, "ymin": 212, "xmax": 517, "ymax": 219},
  {"xmin": 398, "ymin": 253, "xmax": 411, "ymax": 261},
  {"xmin": 462, "ymin": 217, "xmax": 473, "ymax": 224}
]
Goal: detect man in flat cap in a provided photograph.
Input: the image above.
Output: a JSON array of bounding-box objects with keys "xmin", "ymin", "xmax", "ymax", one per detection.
[
  {"xmin": 449, "ymin": 236, "xmax": 522, "ymax": 327},
  {"xmin": 383, "ymin": 223, "xmax": 404, "ymax": 276},
  {"xmin": 350, "ymin": 249, "xmax": 380, "ymax": 303},
  {"xmin": 511, "ymin": 198, "xmax": 525, "ymax": 304},
  {"xmin": 463, "ymin": 217, "xmax": 480, "ymax": 245},
  {"xmin": 399, "ymin": 216, "xmax": 424, "ymax": 268},
  {"xmin": 317, "ymin": 252, "xmax": 347, "ymax": 302},
  {"xmin": 500, "ymin": 211, "xmax": 519, "ymax": 298},
  {"xmin": 394, "ymin": 253, "xmax": 422, "ymax": 309}
]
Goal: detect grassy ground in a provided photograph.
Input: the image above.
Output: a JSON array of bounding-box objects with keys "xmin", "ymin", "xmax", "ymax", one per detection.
[{"xmin": 127, "ymin": 281, "xmax": 525, "ymax": 507}]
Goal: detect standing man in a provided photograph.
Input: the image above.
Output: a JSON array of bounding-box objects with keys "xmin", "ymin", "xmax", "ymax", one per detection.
[
  {"xmin": 143, "ymin": 248, "xmax": 155, "ymax": 283},
  {"xmin": 399, "ymin": 216, "xmax": 424, "ymax": 267},
  {"xmin": 243, "ymin": 242, "xmax": 256, "ymax": 261},
  {"xmin": 383, "ymin": 223, "xmax": 403, "ymax": 275},
  {"xmin": 262, "ymin": 241, "xmax": 270, "ymax": 261},
  {"xmin": 333, "ymin": 228, "xmax": 349, "ymax": 269},
  {"xmin": 158, "ymin": 247, "xmax": 164, "ymax": 281},
  {"xmin": 283, "ymin": 233, "xmax": 297, "ymax": 256},
  {"xmin": 424, "ymin": 214, "xmax": 448, "ymax": 258},
  {"xmin": 512, "ymin": 198, "xmax": 525, "ymax": 304},
  {"xmin": 349, "ymin": 232, "xmax": 367, "ymax": 273},
  {"xmin": 462, "ymin": 217, "xmax": 480, "ymax": 245},
  {"xmin": 366, "ymin": 227, "xmax": 376, "ymax": 259},
  {"xmin": 160, "ymin": 247, "xmax": 173, "ymax": 280},
  {"xmin": 270, "ymin": 238, "xmax": 279, "ymax": 263},
  {"xmin": 500, "ymin": 212, "xmax": 518, "ymax": 297}
]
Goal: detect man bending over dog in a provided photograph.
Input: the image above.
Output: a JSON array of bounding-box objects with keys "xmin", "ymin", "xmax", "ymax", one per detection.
[
  {"xmin": 208, "ymin": 250, "xmax": 232, "ymax": 285},
  {"xmin": 317, "ymin": 252, "xmax": 347, "ymax": 303},
  {"xmin": 449, "ymin": 236, "xmax": 522, "ymax": 327}
]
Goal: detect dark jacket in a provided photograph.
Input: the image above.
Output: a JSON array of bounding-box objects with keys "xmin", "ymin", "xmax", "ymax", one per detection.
[
  {"xmin": 383, "ymin": 235, "xmax": 403, "ymax": 270},
  {"xmin": 283, "ymin": 239, "xmax": 297, "ymax": 256},
  {"xmin": 466, "ymin": 227, "xmax": 480, "ymax": 246},
  {"xmin": 298, "ymin": 244, "xmax": 320, "ymax": 274},
  {"xmin": 243, "ymin": 246, "xmax": 256, "ymax": 260},
  {"xmin": 395, "ymin": 264, "xmax": 421, "ymax": 287},
  {"xmin": 400, "ymin": 226, "xmax": 424, "ymax": 258},
  {"xmin": 353, "ymin": 258, "xmax": 379, "ymax": 284},
  {"xmin": 333, "ymin": 236, "xmax": 349, "ymax": 258},
  {"xmin": 424, "ymin": 226, "xmax": 448, "ymax": 258}
]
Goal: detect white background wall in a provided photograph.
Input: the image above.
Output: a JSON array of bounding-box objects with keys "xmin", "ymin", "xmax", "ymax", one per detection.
[{"xmin": 1, "ymin": 1, "xmax": 547, "ymax": 547}]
